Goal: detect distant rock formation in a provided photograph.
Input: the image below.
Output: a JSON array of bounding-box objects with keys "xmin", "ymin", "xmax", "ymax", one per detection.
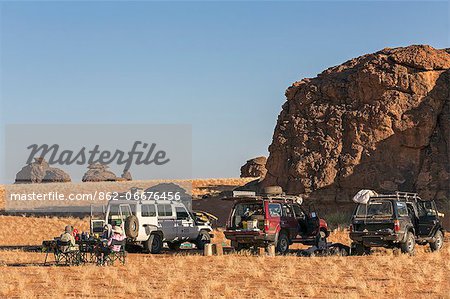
[
  {"xmin": 262, "ymin": 45, "xmax": 450, "ymax": 208},
  {"xmin": 42, "ymin": 168, "xmax": 72, "ymax": 183},
  {"xmin": 15, "ymin": 157, "xmax": 71, "ymax": 183},
  {"xmin": 82, "ymin": 163, "xmax": 118, "ymax": 182},
  {"xmin": 121, "ymin": 170, "xmax": 132, "ymax": 181},
  {"xmin": 240, "ymin": 156, "xmax": 267, "ymax": 178}
]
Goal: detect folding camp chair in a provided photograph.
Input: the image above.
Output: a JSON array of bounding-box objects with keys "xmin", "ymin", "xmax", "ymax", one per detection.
[
  {"xmin": 78, "ymin": 240, "xmax": 97, "ymax": 264},
  {"xmin": 55, "ymin": 240, "xmax": 81, "ymax": 266},
  {"xmin": 100, "ymin": 239, "xmax": 127, "ymax": 266}
]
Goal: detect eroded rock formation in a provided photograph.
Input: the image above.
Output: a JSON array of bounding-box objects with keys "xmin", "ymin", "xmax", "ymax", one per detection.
[
  {"xmin": 240, "ymin": 156, "xmax": 267, "ymax": 178},
  {"xmin": 121, "ymin": 170, "xmax": 132, "ymax": 181},
  {"xmin": 262, "ymin": 45, "xmax": 450, "ymax": 208},
  {"xmin": 82, "ymin": 163, "xmax": 118, "ymax": 182},
  {"xmin": 15, "ymin": 157, "xmax": 71, "ymax": 183}
]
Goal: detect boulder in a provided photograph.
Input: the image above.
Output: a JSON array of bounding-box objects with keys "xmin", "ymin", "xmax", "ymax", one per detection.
[
  {"xmin": 240, "ymin": 156, "xmax": 267, "ymax": 178},
  {"xmin": 15, "ymin": 157, "xmax": 71, "ymax": 183},
  {"xmin": 82, "ymin": 163, "xmax": 118, "ymax": 182},
  {"xmin": 262, "ymin": 45, "xmax": 450, "ymax": 210},
  {"xmin": 42, "ymin": 168, "xmax": 71, "ymax": 183}
]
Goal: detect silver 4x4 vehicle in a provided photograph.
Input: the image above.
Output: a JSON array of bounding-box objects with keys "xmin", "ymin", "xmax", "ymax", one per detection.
[{"xmin": 91, "ymin": 199, "xmax": 213, "ymax": 253}]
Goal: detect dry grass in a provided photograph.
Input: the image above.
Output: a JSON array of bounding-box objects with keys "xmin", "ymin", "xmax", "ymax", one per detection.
[
  {"xmin": 0, "ymin": 217, "xmax": 448, "ymax": 298},
  {"xmin": 0, "ymin": 239, "xmax": 448, "ymax": 298}
]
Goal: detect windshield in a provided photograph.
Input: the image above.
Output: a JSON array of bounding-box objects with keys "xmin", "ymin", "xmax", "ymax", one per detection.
[{"xmin": 356, "ymin": 201, "xmax": 393, "ymax": 218}]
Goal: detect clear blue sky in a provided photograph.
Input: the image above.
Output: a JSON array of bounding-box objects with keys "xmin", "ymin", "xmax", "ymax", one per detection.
[{"xmin": 1, "ymin": 1, "xmax": 449, "ymax": 179}]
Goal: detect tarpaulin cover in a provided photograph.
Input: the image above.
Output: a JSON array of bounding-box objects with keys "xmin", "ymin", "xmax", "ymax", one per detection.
[{"xmin": 352, "ymin": 189, "xmax": 378, "ymax": 204}]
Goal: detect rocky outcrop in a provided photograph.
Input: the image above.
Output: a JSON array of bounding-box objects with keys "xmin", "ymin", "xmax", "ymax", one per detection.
[
  {"xmin": 121, "ymin": 170, "xmax": 132, "ymax": 181},
  {"xmin": 15, "ymin": 158, "xmax": 71, "ymax": 183},
  {"xmin": 262, "ymin": 45, "xmax": 450, "ymax": 208},
  {"xmin": 82, "ymin": 163, "xmax": 118, "ymax": 182},
  {"xmin": 240, "ymin": 156, "xmax": 267, "ymax": 178},
  {"xmin": 42, "ymin": 168, "xmax": 71, "ymax": 183}
]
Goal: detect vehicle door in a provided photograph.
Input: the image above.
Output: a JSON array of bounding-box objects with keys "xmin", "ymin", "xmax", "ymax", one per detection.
[
  {"xmin": 292, "ymin": 203, "xmax": 307, "ymax": 236},
  {"xmin": 139, "ymin": 203, "xmax": 158, "ymax": 240},
  {"xmin": 406, "ymin": 202, "xmax": 419, "ymax": 229},
  {"xmin": 281, "ymin": 203, "xmax": 299, "ymax": 238},
  {"xmin": 395, "ymin": 201, "xmax": 413, "ymax": 233},
  {"xmin": 157, "ymin": 203, "xmax": 177, "ymax": 240},
  {"xmin": 108, "ymin": 203, "xmax": 132, "ymax": 226},
  {"xmin": 304, "ymin": 206, "xmax": 320, "ymax": 236},
  {"xmin": 175, "ymin": 206, "xmax": 197, "ymax": 240},
  {"xmin": 90, "ymin": 204, "xmax": 105, "ymax": 235},
  {"xmin": 266, "ymin": 202, "xmax": 282, "ymax": 234},
  {"xmin": 416, "ymin": 201, "xmax": 439, "ymax": 237}
]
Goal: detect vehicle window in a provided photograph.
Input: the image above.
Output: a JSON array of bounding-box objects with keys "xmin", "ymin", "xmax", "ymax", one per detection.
[
  {"xmin": 109, "ymin": 205, "xmax": 119, "ymax": 216},
  {"xmin": 157, "ymin": 204, "xmax": 173, "ymax": 217},
  {"xmin": 141, "ymin": 204, "xmax": 157, "ymax": 217},
  {"xmin": 120, "ymin": 205, "xmax": 132, "ymax": 218},
  {"xmin": 176, "ymin": 207, "xmax": 190, "ymax": 220},
  {"xmin": 355, "ymin": 204, "xmax": 366, "ymax": 216},
  {"xmin": 421, "ymin": 201, "xmax": 437, "ymax": 216},
  {"xmin": 406, "ymin": 203, "xmax": 417, "ymax": 218},
  {"xmin": 396, "ymin": 202, "xmax": 408, "ymax": 217},
  {"xmin": 268, "ymin": 203, "xmax": 281, "ymax": 217},
  {"xmin": 416, "ymin": 202, "xmax": 427, "ymax": 217},
  {"xmin": 292, "ymin": 204, "xmax": 304, "ymax": 218},
  {"xmin": 282, "ymin": 204, "xmax": 294, "ymax": 217},
  {"xmin": 356, "ymin": 201, "xmax": 393, "ymax": 217}
]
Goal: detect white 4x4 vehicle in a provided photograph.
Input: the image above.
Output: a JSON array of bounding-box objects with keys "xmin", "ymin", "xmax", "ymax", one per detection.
[{"xmin": 91, "ymin": 199, "xmax": 213, "ymax": 253}]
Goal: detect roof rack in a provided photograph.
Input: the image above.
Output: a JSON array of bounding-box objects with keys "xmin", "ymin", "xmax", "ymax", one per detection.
[
  {"xmin": 221, "ymin": 190, "xmax": 303, "ymax": 204},
  {"xmin": 370, "ymin": 191, "xmax": 422, "ymax": 202}
]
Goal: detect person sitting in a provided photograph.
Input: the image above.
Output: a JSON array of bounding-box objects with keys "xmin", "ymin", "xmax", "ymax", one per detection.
[
  {"xmin": 102, "ymin": 224, "xmax": 113, "ymax": 239},
  {"xmin": 59, "ymin": 225, "xmax": 77, "ymax": 252},
  {"xmin": 97, "ymin": 226, "xmax": 125, "ymax": 265},
  {"xmin": 108, "ymin": 226, "xmax": 126, "ymax": 252}
]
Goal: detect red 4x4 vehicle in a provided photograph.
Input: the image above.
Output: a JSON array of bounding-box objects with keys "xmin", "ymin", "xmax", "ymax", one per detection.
[{"xmin": 223, "ymin": 188, "xmax": 329, "ymax": 254}]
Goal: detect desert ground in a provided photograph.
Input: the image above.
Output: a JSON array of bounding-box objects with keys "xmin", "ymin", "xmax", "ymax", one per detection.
[{"xmin": 0, "ymin": 179, "xmax": 449, "ymax": 298}]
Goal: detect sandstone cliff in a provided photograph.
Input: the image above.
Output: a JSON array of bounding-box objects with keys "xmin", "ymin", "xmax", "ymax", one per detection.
[{"xmin": 262, "ymin": 45, "xmax": 450, "ymax": 209}]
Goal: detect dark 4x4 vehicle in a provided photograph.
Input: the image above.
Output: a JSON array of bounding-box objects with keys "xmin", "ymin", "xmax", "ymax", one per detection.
[
  {"xmin": 350, "ymin": 192, "xmax": 445, "ymax": 255},
  {"xmin": 223, "ymin": 188, "xmax": 329, "ymax": 254}
]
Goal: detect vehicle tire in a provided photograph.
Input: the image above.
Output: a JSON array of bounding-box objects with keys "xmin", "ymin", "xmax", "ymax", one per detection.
[
  {"xmin": 400, "ymin": 231, "xmax": 416, "ymax": 255},
  {"xmin": 195, "ymin": 230, "xmax": 211, "ymax": 250},
  {"xmin": 430, "ymin": 230, "xmax": 444, "ymax": 252},
  {"xmin": 262, "ymin": 186, "xmax": 283, "ymax": 195},
  {"xmin": 144, "ymin": 234, "xmax": 163, "ymax": 254},
  {"xmin": 315, "ymin": 229, "xmax": 328, "ymax": 248},
  {"xmin": 353, "ymin": 243, "xmax": 370, "ymax": 256},
  {"xmin": 124, "ymin": 215, "xmax": 139, "ymax": 238},
  {"xmin": 276, "ymin": 232, "xmax": 289, "ymax": 254},
  {"xmin": 167, "ymin": 241, "xmax": 182, "ymax": 251}
]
